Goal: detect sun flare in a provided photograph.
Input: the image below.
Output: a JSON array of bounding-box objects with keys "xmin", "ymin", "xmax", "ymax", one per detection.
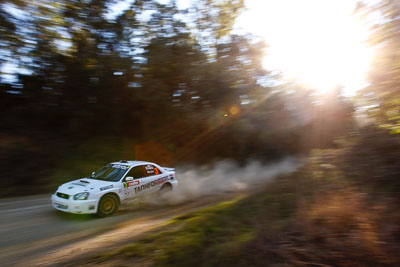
[{"xmin": 236, "ymin": 0, "xmax": 373, "ymax": 95}]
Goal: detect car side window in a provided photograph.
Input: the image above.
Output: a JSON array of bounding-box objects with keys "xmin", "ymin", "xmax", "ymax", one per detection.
[
  {"xmin": 143, "ymin": 164, "xmax": 162, "ymax": 177},
  {"xmin": 125, "ymin": 166, "xmax": 145, "ymax": 179}
]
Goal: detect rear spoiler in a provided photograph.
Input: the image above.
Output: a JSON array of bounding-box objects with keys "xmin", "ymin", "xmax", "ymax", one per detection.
[{"xmin": 163, "ymin": 167, "xmax": 175, "ymax": 172}]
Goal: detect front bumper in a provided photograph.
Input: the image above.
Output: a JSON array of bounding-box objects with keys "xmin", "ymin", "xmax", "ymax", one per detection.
[{"xmin": 51, "ymin": 194, "xmax": 98, "ymax": 214}]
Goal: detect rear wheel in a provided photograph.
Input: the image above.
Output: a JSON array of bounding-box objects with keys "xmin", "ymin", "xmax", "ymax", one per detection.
[
  {"xmin": 97, "ymin": 194, "xmax": 119, "ymax": 217},
  {"xmin": 160, "ymin": 183, "xmax": 172, "ymax": 195}
]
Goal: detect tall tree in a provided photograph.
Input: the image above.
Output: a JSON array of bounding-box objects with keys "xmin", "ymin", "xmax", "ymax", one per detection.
[{"xmin": 358, "ymin": 0, "xmax": 400, "ymax": 134}]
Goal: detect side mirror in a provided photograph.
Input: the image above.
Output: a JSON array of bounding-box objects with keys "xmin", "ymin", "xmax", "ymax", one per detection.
[
  {"xmin": 126, "ymin": 176, "xmax": 134, "ymax": 182},
  {"xmin": 91, "ymin": 171, "xmax": 95, "ymax": 177}
]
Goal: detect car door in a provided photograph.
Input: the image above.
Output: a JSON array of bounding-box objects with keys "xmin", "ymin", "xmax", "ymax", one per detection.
[
  {"xmin": 142, "ymin": 164, "xmax": 165, "ymax": 193},
  {"xmin": 122, "ymin": 164, "xmax": 165, "ymax": 198},
  {"xmin": 122, "ymin": 166, "xmax": 147, "ymax": 199},
  {"xmin": 145, "ymin": 164, "xmax": 168, "ymax": 192}
]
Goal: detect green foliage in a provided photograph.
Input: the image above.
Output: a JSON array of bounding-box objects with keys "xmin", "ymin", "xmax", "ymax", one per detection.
[
  {"xmin": 334, "ymin": 127, "xmax": 400, "ymax": 197},
  {"xmin": 93, "ymin": 188, "xmax": 298, "ymax": 266},
  {"xmin": 357, "ymin": 0, "xmax": 400, "ymax": 134}
]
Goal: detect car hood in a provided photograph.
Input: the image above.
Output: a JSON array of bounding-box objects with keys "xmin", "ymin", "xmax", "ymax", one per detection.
[{"xmin": 57, "ymin": 178, "xmax": 115, "ymax": 195}]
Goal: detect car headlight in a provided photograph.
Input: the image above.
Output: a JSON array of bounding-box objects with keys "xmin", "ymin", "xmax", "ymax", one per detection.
[{"xmin": 74, "ymin": 192, "xmax": 89, "ymax": 200}]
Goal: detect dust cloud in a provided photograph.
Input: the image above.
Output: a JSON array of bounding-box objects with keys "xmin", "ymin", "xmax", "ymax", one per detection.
[{"xmin": 159, "ymin": 157, "xmax": 303, "ymax": 204}]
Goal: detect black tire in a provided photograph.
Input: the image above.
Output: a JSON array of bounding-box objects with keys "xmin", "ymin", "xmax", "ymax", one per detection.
[
  {"xmin": 97, "ymin": 194, "xmax": 119, "ymax": 217},
  {"xmin": 160, "ymin": 183, "xmax": 172, "ymax": 195}
]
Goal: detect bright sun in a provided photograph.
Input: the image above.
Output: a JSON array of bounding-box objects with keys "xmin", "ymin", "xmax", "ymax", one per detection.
[{"xmin": 236, "ymin": 0, "xmax": 374, "ymax": 96}]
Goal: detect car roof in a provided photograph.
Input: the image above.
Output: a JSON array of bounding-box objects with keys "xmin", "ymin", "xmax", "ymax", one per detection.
[{"xmin": 110, "ymin": 160, "xmax": 155, "ymax": 167}]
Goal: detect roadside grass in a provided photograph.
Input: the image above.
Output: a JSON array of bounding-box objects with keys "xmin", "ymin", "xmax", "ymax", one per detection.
[
  {"xmin": 89, "ymin": 174, "xmax": 303, "ymax": 266},
  {"xmin": 88, "ymin": 148, "xmax": 400, "ymax": 266}
]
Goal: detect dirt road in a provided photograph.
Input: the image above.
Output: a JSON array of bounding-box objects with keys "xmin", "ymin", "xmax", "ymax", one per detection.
[
  {"xmin": 0, "ymin": 192, "xmax": 240, "ymax": 267},
  {"xmin": 0, "ymin": 158, "xmax": 301, "ymax": 266}
]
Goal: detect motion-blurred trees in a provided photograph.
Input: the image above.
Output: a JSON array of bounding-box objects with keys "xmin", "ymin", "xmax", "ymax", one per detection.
[
  {"xmin": 357, "ymin": 0, "xmax": 400, "ymax": 134},
  {"xmin": 0, "ymin": 0, "xmax": 354, "ymax": 195}
]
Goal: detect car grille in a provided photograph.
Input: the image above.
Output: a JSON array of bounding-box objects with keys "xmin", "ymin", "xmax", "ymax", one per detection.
[
  {"xmin": 55, "ymin": 203, "xmax": 68, "ymax": 210},
  {"xmin": 56, "ymin": 192, "xmax": 70, "ymax": 199}
]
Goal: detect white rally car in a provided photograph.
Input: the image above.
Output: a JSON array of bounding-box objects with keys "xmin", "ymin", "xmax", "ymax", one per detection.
[{"xmin": 51, "ymin": 160, "xmax": 178, "ymax": 217}]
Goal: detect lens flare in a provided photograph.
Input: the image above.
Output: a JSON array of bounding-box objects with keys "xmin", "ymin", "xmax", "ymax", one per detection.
[{"xmin": 236, "ymin": 0, "xmax": 373, "ymax": 95}]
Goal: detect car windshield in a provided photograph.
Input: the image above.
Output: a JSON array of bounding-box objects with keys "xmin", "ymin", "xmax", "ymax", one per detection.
[{"xmin": 91, "ymin": 164, "xmax": 129, "ymax": 182}]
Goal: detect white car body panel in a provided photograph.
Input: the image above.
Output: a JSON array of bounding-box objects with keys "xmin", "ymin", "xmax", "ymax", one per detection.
[{"xmin": 51, "ymin": 161, "xmax": 178, "ymax": 214}]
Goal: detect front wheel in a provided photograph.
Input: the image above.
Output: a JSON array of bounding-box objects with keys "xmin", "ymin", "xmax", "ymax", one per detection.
[{"xmin": 97, "ymin": 194, "xmax": 119, "ymax": 217}]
